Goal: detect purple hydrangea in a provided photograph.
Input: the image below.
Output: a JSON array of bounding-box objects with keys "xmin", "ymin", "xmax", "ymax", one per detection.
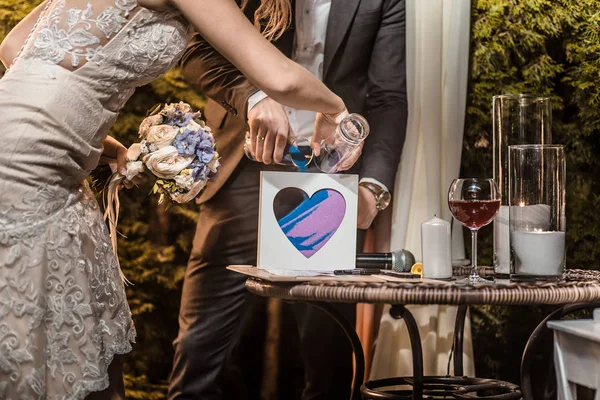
[
  {"xmin": 196, "ymin": 136, "xmax": 215, "ymax": 163},
  {"xmin": 171, "ymin": 110, "xmax": 192, "ymax": 127},
  {"xmin": 198, "ymin": 150, "xmax": 215, "ymax": 164},
  {"xmin": 167, "ymin": 107, "xmax": 200, "ymax": 127},
  {"xmin": 174, "ymin": 128, "xmax": 214, "ymax": 156},
  {"xmin": 199, "ymin": 138, "xmax": 213, "ymax": 149},
  {"xmin": 191, "ymin": 163, "xmax": 208, "ymax": 181},
  {"xmin": 173, "ymin": 127, "xmax": 216, "ymax": 182},
  {"xmin": 173, "ymin": 129, "xmax": 202, "ymax": 155}
]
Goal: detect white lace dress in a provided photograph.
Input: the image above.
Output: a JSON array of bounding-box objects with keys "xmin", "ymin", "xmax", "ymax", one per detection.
[{"xmin": 0, "ymin": 1, "xmax": 190, "ymax": 398}]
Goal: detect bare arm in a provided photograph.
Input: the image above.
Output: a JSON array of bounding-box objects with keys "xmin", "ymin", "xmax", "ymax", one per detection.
[
  {"xmin": 180, "ymin": 33, "xmax": 259, "ymax": 121},
  {"xmin": 168, "ymin": 0, "xmax": 345, "ymax": 115},
  {"xmin": 0, "ymin": 0, "xmax": 49, "ymax": 69},
  {"xmin": 101, "ymin": 136, "xmax": 129, "ymax": 175}
]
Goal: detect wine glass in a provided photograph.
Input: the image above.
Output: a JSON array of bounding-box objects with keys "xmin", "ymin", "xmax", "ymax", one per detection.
[{"xmin": 448, "ymin": 178, "xmax": 500, "ymax": 284}]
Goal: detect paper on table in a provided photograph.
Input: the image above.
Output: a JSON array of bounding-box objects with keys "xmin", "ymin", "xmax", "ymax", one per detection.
[
  {"xmin": 228, "ymin": 266, "xmax": 460, "ymax": 286},
  {"xmin": 262, "ymin": 268, "xmax": 334, "ymax": 277},
  {"xmin": 227, "ymin": 265, "xmax": 386, "ymax": 283}
]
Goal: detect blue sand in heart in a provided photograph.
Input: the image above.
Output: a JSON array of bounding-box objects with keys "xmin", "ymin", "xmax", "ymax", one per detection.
[{"xmin": 274, "ymin": 188, "xmax": 346, "ymax": 258}]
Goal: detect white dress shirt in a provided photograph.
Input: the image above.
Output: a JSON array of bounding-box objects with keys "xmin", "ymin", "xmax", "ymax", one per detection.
[
  {"xmin": 248, "ymin": 0, "xmax": 330, "ymax": 136},
  {"xmin": 247, "ymin": 0, "xmax": 389, "ymax": 192}
]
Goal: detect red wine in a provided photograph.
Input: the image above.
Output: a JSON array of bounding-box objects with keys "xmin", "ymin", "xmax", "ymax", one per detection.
[{"xmin": 449, "ymin": 199, "xmax": 500, "ymax": 229}]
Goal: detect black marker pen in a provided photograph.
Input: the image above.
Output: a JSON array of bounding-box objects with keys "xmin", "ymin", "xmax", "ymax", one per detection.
[{"xmin": 333, "ymin": 268, "xmax": 380, "ymax": 275}]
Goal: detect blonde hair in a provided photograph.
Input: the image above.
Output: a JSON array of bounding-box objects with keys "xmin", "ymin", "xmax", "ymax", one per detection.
[{"xmin": 241, "ymin": 0, "xmax": 292, "ymax": 41}]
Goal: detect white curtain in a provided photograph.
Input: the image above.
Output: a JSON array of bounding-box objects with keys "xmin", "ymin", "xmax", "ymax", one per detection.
[{"xmin": 370, "ymin": 0, "xmax": 474, "ymax": 379}]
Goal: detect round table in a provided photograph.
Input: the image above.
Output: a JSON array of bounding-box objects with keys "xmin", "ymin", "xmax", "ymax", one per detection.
[{"xmin": 244, "ymin": 268, "xmax": 600, "ymax": 400}]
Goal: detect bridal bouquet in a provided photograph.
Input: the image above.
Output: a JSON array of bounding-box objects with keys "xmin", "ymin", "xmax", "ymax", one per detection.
[
  {"xmin": 95, "ymin": 102, "xmax": 220, "ymax": 283},
  {"xmin": 128, "ymin": 102, "xmax": 220, "ymax": 203},
  {"xmin": 93, "ymin": 102, "xmax": 220, "ymax": 203}
]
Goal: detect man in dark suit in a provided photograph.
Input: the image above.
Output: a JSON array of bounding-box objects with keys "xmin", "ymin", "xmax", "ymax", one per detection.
[{"xmin": 168, "ymin": 0, "xmax": 407, "ymax": 398}]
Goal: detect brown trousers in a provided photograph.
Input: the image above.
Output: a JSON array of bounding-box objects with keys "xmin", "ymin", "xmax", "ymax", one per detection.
[{"xmin": 168, "ymin": 159, "xmax": 356, "ymax": 400}]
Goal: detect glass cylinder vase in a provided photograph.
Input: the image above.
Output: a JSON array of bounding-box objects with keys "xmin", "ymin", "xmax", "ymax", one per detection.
[
  {"xmin": 493, "ymin": 94, "xmax": 552, "ymax": 276},
  {"xmin": 244, "ymin": 134, "xmax": 314, "ymax": 171},
  {"xmin": 508, "ymin": 144, "xmax": 566, "ymax": 281}
]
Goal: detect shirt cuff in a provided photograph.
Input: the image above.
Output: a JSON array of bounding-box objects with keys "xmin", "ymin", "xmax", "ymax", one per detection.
[
  {"xmin": 247, "ymin": 90, "xmax": 269, "ymax": 117},
  {"xmin": 359, "ymin": 178, "xmax": 390, "ymax": 194}
]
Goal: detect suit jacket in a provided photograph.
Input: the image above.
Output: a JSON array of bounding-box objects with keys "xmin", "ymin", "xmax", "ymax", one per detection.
[{"xmin": 181, "ymin": 0, "xmax": 408, "ymax": 204}]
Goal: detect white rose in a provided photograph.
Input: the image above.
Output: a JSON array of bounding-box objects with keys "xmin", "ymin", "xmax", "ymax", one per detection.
[
  {"xmin": 162, "ymin": 102, "xmax": 192, "ymax": 118},
  {"xmin": 125, "ymin": 161, "xmax": 144, "ymax": 181},
  {"xmin": 143, "ymin": 146, "xmax": 194, "ymax": 179},
  {"xmin": 139, "ymin": 114, "xmax": 164, "ymax": 139},
  {"xmin": 175, "ymin": 101, "xmax": 192, "ymax": 114},
  {"xmin": 126, "ymin": 143, "xmax": 142, "ymax": 161},
  {"xmin": 171, "ymin": 180, "xmax": 207, "ymax": 204},
  {"xmin": 161, "ymin": 103, "xmax": 178, "ymax": 115},
  {"xmin": 207, "ymin": 153, "xmax": 220, "ymax": 173},
  {"xmin": 146, "ymin": 125, "xmax": 180, "ymax": 148},
  {"xmin": 185, "ymin": 119, "xmax": 202, "ymax": 131},
  {"xmin": 173, "ymin": 173, "xmax": 194, "ymax": 190}
]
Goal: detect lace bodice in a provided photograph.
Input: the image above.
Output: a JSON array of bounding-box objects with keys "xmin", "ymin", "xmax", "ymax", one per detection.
[
  {"xmin": 20, "ymin": 0, "xmax": 138, "ymax": 70},
  {"xmin": 10, "ymin": 0, "xmax": 190, "ymax": 111},
  {"xmin": 0, "ymin": 0, "xmax": 191, "ymax": 188}
]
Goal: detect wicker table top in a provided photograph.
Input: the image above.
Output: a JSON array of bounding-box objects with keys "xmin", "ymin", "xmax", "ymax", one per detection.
[{"xmin": 244, "ymin": 268, "xmax": 600, "ymax": 306}]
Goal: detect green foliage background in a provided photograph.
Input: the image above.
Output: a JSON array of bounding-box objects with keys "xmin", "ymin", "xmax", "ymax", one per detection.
[
  {"xmin": 1, "ymin": 0, "xmax": 599, "ymax": 396},
  {"xmin": 464, "ymin": 0, "xmax": 600, "ymax": 388}
]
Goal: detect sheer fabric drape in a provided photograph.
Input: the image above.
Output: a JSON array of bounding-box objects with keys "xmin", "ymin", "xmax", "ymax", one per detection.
[{"xmin": 370, "ymin": 0, "xmax": 474, "ymax": 379}]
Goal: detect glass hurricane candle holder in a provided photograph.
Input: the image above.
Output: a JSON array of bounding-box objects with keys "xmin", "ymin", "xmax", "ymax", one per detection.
[
  {"xmin": 244, "ymin": 134, "xmax": 314, "ymax": 171},
  {"xmin": 509, "ymin": 144, "xmax": 566, "ymax": 281},
  {"xmin": 493, "ymin": 94, "xmax": 552, "ymax": 277}
]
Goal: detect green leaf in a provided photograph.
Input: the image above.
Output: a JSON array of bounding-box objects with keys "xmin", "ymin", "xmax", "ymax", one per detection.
[{"xmin": 147, "ymin": 103, "xmax": 164, "ymax": 117}]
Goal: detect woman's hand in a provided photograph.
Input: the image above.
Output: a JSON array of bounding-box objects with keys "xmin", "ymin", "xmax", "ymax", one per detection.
[
  {"xmin": 311, "ymin": 107, "xmax": 364, "ymax": 172},
  {"xmin": 115, "ymin": 145, "xmax": 135, "ymax": 189},
  {"xmin": 101, "ymin": 136, "xmax": 142, "ymax": 189},
  {"xmin": 311, "ymin": 108, "xmax": 349, "ymax": 156}
]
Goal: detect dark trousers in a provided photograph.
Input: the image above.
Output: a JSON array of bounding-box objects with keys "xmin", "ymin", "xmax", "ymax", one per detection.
[{"xmin": 168, "ymin": 159, "xmax": 355, "ymax": 400}]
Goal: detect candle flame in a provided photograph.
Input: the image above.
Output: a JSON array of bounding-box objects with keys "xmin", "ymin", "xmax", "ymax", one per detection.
[{"xmin": 518, "ymin": 202, "xmax": 525, "ymax": 207}]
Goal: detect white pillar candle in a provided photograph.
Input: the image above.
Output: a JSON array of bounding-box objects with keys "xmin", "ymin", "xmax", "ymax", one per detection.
[
  {"xmin": 421, "ymin": 216, "xmax": 452, "ymax": 279},
  {"xmin": 511, "ymin": 230, "xmax": 565, "ymax": 276},
  {"xmin": 496, "ymin": 204, "xmax": 553, "ymax": 275}
]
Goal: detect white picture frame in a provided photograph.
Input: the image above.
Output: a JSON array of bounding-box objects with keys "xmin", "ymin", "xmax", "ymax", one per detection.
[{"xmin": 258, "ymin": 171, "xmax": 358, "ymax": 274}]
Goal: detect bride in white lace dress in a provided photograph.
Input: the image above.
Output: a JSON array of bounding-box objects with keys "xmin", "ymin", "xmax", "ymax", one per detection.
[{"xmin": 0, "ymin": 0, "xmax": 351, "ymax": 398}]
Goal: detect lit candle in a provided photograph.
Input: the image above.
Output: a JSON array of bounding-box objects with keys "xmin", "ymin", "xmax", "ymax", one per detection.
[
  {"xmin": 511, "ymin": 204, "xmax": 551, "ymax": 230},
  {"xmin": 421, "ymin": 216, "xmax": 452, "ymax": 279},
  {"xmin": 511, "ymin": 229, "xmax": 565, "ymax": 276},
  {"xmin": 497, "ymin": 203, "xmax": 553, "ymax": 275}
]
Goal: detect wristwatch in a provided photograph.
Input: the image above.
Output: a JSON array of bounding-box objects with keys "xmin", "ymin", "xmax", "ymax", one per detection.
[{"xmin": 359, "ymin": 181, "xmax": 391, "ymax": 211}]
